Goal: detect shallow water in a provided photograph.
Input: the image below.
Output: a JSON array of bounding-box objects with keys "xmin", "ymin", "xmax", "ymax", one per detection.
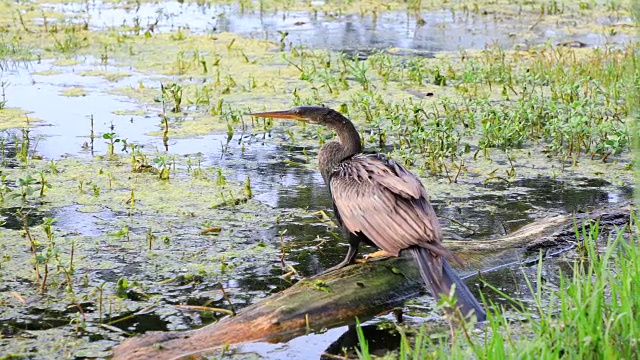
[{"xmin": 42, "ymin": 0, "xmax": 634, "ymax": 52}]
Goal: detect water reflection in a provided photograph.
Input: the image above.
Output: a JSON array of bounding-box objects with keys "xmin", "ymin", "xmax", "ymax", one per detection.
[
  {"xmin": 43, "ymin": 1, "xmax": 634, "ymax": 52},
  {"xmin": 440, "ymin": 177, "xmax": 632, "ymax": 239},
  {"xmin": 2, "ymin": 60, "xmax": 162, "ymax": 158},
  {"xmin": 323, "ymin": 323, "xmax": 401, "ymax": 359}
]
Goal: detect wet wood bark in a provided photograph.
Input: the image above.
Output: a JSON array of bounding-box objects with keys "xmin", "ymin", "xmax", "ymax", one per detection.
[{"xmin": 112, "ymin": 204, "xmax": 631, "ymax": 360}]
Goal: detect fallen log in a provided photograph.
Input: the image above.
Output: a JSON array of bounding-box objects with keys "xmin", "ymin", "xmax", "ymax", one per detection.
[
  {"xmin": 112, "ymin": 204, "xmax": 631, "ymax": 360},
  {"xmin": 113, "ymin": 257, "xmax": 423, "ymax": 360}
]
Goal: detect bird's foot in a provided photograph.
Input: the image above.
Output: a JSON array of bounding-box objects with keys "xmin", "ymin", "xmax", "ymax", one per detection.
[{"xmin": 356, "ymin": 250, "xmax": 394, "ymax": 263}]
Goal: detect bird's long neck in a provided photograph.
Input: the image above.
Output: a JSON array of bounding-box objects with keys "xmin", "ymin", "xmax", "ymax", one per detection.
[{"xmin": 318, "ymin": 117, "xmax": 362, "ymax": 184}]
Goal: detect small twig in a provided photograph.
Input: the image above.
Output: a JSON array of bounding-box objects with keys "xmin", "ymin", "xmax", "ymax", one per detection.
[
  {"xmin": 282, "ymin": 56, "xmax": 304, "ymax": 72},
  {"xmin": 442, "ymin": 160, "xmax": 452, "ymax": 183},
  {"xmin": 484, "ymin": 176, "xmax": 512, "ymax": 185},
  {"xmin": 199, "ymin": 227, "xmax": 222, "ymax": 235},
  {"xmin": 282, "ymin": 264, "xmax": 298, "ymax": 279},
  {"xmin": 74, "ymin": 302, "xmax": 87, "ymax": 322},
  {"xmin": 99, "ymin": 323, "xmax": 126, "ymax": 333},
  {"xmin": 163, "ymin": 116, "xmax": 170, "ymax": 151},
  {"xmin": 453, "ymin": 158, "xmax": 464, "ymax": 183},
  {"xmin": 10, "ymin": 291, "xmax": 26, "ymax": 304},
  {"xmin": 218, "ymin": 282, "xmax": 236, "ymax": 316},
  {"xmin": 40, "ymin": 264, "xmax": 48, "ymax": 291},
  {"xmin": 16, "ymin": 10, "xmax": 33, "ymax": 33},
  {"xmin": 20, "ymin": 210, "xmax": 42, "ymax": 283},
  {"xmin": 439, "ymin": 216, "xmax": 477, "ymax": 236},
  {"xmin": 174, "ymin": 305, "xmax": 235, "ymax": 316},
  {"xmin": 529, "ymin": 13, "xmax": 544, "ymax": 31},
  {"xmin": 69, "ymin": 239, "xmax": 75, "ymax": 270}
]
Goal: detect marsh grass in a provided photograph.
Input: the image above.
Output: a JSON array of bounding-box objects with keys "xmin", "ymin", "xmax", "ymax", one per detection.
[
  {"xmin": 280, "ymin": 41, "xmax": 636, "ymax": 179},
  {"xmin": 356, "ymin": 218, "xmax": 639, "ymax": 359},
  {"xmin": 0, "ymin": 132, "xmax": 263, "ymax": 356},
  {"xmin": 0, "ymin": 35, "xmax": 34, "ymax": 70},
  {"xmin": 3, "ymin": 1, "xmax": 629, "ymax": 174}
]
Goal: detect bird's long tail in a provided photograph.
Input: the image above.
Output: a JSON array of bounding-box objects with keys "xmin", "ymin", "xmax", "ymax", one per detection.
[{"xmin": 409, "ymin": 246, "xmax": 486, "ymax": 322}]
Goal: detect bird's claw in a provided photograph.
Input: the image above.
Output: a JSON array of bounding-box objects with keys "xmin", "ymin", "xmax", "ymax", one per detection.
[{"xmin": 361, "ymin": 250, "xmax": 393, "ymax": 261}]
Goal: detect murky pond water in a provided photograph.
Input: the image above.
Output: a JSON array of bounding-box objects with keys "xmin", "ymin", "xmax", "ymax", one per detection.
[{"xmin": 0, "ymin": 0, "xmax": 636, "ymax": 358}]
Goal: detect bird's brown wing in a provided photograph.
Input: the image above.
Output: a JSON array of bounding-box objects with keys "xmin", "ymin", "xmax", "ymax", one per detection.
[{"xmin": 329, "ymin": 154, "xmax": 449, "ymax": 258}]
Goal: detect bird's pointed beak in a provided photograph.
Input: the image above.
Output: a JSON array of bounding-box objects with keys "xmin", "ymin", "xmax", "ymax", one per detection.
[{"xmin": 249, "ymin": 109, "xmax": 304, "ymax": 120}]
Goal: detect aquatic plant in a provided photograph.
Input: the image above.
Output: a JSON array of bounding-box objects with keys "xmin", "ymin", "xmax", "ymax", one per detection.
[
  {"xmin": 153, "ymin": 155, "xmax": 171, "ymax": 180},
  {"xmin": 161, "ymin": 82, "xmax": 183, "ymax": 113},
  {"xmin": 103, "ymin": 132, "xmax": 121, "ymax": 156},
  {"xmin": 12, "ymin": 174, "xmax": 36, "ymax": 202},
  {"xmin": 38, "ymin": 171, "xmax": 52, "ymax": 197},
  {"xmin": 0, "ymin": 81, "xmax": 8, "ymax": 110},
  {"xmin": 356, "ymin": 219, "xmax": 639, "ymax": 359},
  {"xmin": 0, "ymin": 174, "xmax": 10, "ymax": 201}
]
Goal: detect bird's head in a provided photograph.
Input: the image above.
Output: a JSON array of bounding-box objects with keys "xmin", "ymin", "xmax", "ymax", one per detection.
[{"xmin": 249, "ymin": 106, "xmax": 338, "ymax": 125}]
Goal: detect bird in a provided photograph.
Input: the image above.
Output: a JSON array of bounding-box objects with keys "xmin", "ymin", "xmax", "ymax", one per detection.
[{"xmin": 250, "ymin": 106, "xmax": 486, "ymax": 322}]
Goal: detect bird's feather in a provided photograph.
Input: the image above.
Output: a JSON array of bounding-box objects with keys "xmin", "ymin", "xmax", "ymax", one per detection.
[{"xmin": 329, "ymin": 153, "xmax": 450, "ymax": 258}]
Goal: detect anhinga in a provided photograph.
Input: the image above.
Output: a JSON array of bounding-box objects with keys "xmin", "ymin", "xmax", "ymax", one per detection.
[{"xmin": 250, "ymin": 106, "xmax": 486, "ymax": 322}]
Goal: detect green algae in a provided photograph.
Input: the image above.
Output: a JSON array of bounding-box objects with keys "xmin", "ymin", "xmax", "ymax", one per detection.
[
  {"xmin": 32, "ymin": 70, "xmax": 62, "ymax": 76},
  {"xmin": 17, "ymin": 155, "xmax": 248, "ymax": 215},
  {"xmin": 50, "ymin": 58, "xmax": 83, "ymax": 66},
  {"xmin": 0, "ymin": 152, "xmax": 310, "ymax": 358},
  {"xmin": 112, "ymin": 109, "xmax": 147, "ymax": 116},
  {"xmin": 60, "ymin": 87, "xmax": 87, "ymax": 97},
  {"xmin": 79, "ymin": 70, "xmax": 132, "ymax": 82},
  {"xmin": 148, "ymin": 114, "xmax": 233, "ymax": 137},
  {"xmin": 107, "ymin": 84, "xmax": 159, "ymax": 104},
  {"xmin": 0, "ymin": 108, "xmax": 40, "ymax": 130}
]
